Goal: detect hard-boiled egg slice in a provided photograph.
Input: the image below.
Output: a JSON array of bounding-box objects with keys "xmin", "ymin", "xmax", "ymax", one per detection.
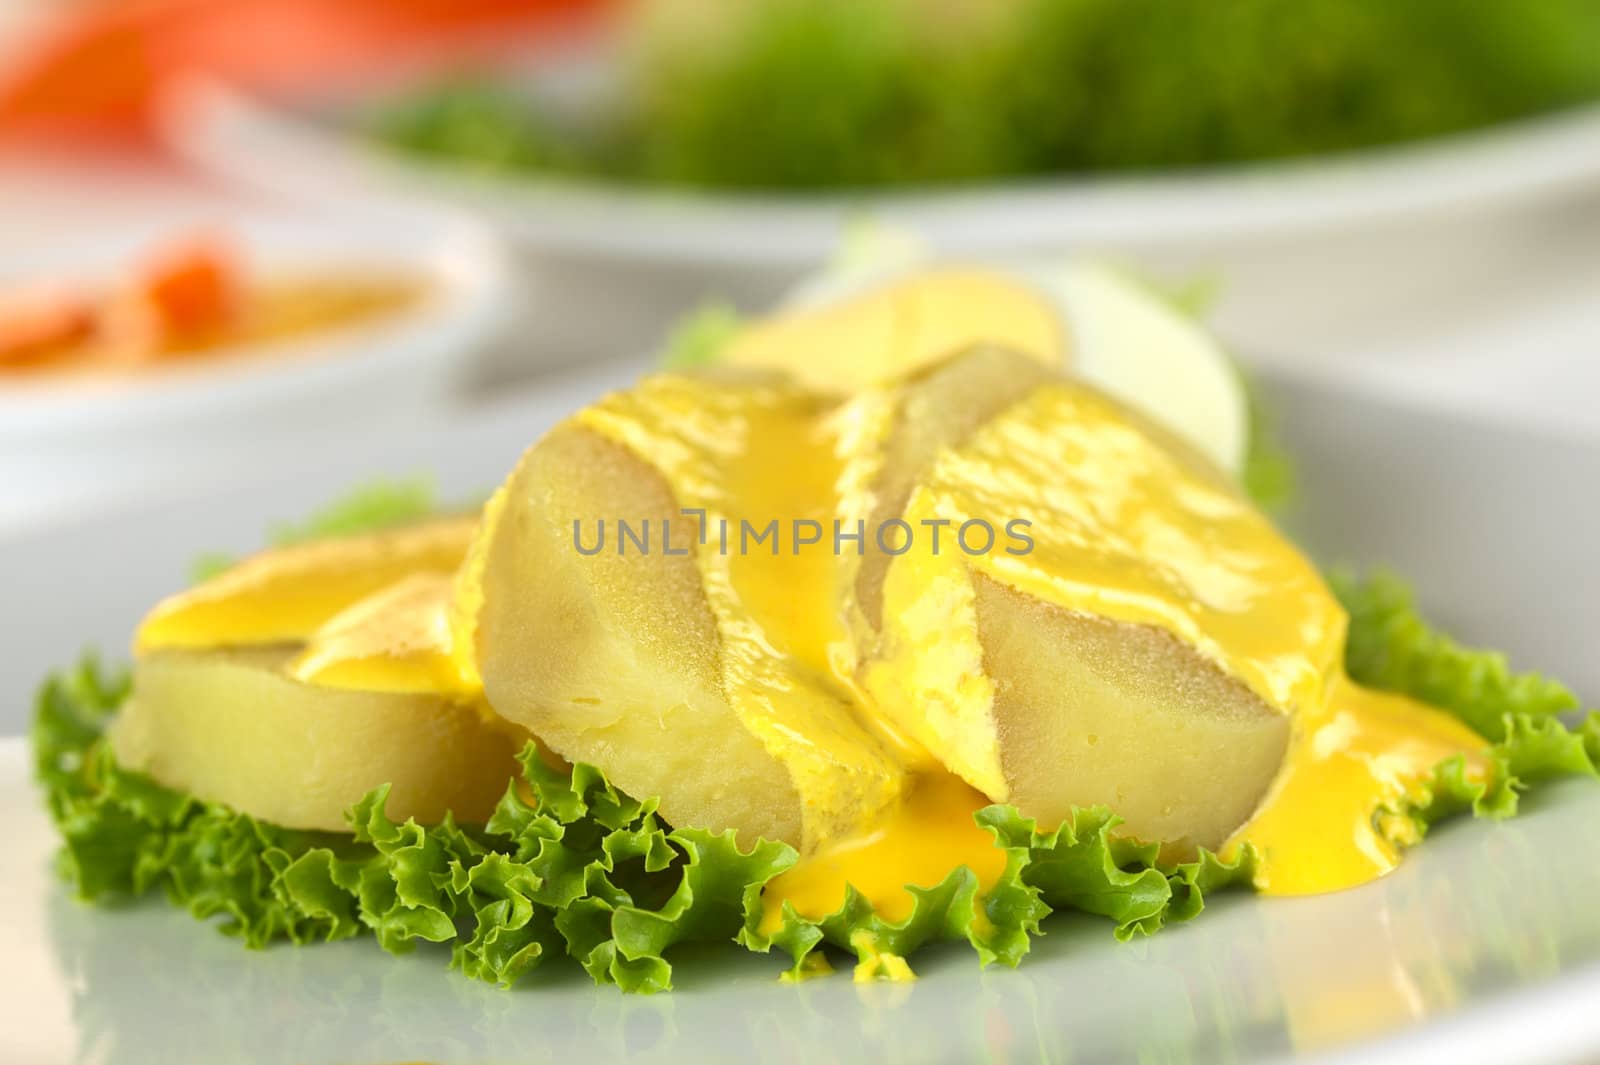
[
  {"xmin": 744, "ymin": 225, "xmax": 1247, "ymax": 476},
  {"xmin": 1022, "ymin": 261, "xmax": 1247, "ymax": 475}
]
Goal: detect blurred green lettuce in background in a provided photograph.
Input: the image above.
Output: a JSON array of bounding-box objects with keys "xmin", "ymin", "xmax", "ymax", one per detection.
[{"xmin": 376, "ymin": 0, "xmax": 1600, "ymax": 189}]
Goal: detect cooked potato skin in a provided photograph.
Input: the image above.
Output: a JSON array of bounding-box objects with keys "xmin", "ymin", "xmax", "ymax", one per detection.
[
  {"xmin": 475, "ymin": 423, "xmax": 808, "ymax": 847},
  {"xmin": 114, "ymin": 648, "xmax": 523, "ymax": 831},
  {"xmin": 847, "ymin": 345, "xmax": 1057, "ymax": 634},
  {"xmin": 472, "ymin": 354, "xmax": 1322, "ymax": 856},
  {"xmin": 978, "ymin": 575, "xmax": 1290, "ymax": 852}
]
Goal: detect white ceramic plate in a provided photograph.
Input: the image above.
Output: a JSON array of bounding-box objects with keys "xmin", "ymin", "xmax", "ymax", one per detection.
[
  {"xmin": 0, "ymin": 201, "xmax": 510, "ymax": 534},
  {"xmin": 2, "ymin": 366, "xmax": 1598, "ymax": 1065}
]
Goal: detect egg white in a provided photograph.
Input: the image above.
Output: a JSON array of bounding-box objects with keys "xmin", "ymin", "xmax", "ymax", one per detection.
[{"xmin": 781, "ymin": 226, "xmax": 1248, "ymax": 476}]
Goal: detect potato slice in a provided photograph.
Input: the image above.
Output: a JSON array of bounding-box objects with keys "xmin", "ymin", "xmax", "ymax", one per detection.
[
  {"xmin": 113, "ymin": 648, "xmax": 524, "ymax": 831},
  {"xmin": 975, "ymin": 575, "xmax": 1289, "ymax": 850},
  {"xmin": 474, "ymin": 374, "xmax": 907, "ymax": 853},
  {"xmin": 475, "ymin": 423, "xmax": 797, "ymax": 842},
  {"xmin": 863, "ymin": 379, "xmax": 1344, "ymax": 850},
  {"xmin": 842, "ymin": 345, "xmax": 1058, "ymax": 636},
  {"xmin": 288, "ymin": 572, "xmax": 475, "ymax": 696},
  {"xmin": 136, "ymin": 516, "xmax": 478, "ymax": 653}
]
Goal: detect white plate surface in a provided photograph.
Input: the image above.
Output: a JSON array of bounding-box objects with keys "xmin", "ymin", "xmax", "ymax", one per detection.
[{"xmin": 2, "ymin": 367, "xmax": 1598, "ymax": 1065}]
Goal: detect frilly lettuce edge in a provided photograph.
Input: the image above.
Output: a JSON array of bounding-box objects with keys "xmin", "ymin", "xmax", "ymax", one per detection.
[
  {"xmin": 740, "ymin": 804, "xmax": 1255, "ymax": 982},
  {"xmin": 1334, "ymin": 571, "xmax": 1599, "ymax": 846},
  {"xmin": 30, "ymin": 571, "xmax": 1600, "ymax": 991},
  {"xmin": 32, "ymin": 657, "xmax": 1251, "ymax": 991},
  {"xmin": 1333, "ymin": 570, "xmax": 1585, "ymax": 743}
]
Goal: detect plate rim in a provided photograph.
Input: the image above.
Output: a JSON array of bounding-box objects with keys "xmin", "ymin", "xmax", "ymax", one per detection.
[{"xmin": 165, "ymin": 78, "xmax": 1600, "ymax": 266}]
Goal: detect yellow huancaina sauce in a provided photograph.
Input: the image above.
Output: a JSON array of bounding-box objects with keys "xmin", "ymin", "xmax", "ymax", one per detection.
[{"xmin": 131, "ymin": 311, "xmax": 1491, "ymax": 942}]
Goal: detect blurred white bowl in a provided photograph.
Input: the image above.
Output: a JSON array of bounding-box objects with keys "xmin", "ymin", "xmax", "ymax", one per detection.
[
  {"xmin": 0, "ymin": 202, "xmax": 509, "ymax": 531},
  {"xmin": 165, "ymin": 78, "xmax": 1600, "ymax": 377}
]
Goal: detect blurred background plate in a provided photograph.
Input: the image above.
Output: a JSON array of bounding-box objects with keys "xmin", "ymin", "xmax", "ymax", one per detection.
[
  {"xmin": 166, "ymin": 77, "xmax": 1600, "ymax": 391},
  {"xmin": 0, "ymin": 199, "xmax": 510, "ymax": 533},
  {"xmin": 171, "ymin": 77, "xmax": 1600, "ymax": 261}
]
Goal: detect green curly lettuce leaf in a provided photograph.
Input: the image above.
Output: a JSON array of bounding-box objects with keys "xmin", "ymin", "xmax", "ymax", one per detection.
[
  {"xmin": 35, "ymin": 653, "xmax": 1255, "ymax": 988},
  {"xmin": 1333, "ymin": 571, "xmax": 1583, "ymax": 743},
  {"xmin": 1334, "ymin": 572, "xmax": 1600, "ymax": 835},
  {"xmin": 1238, "ymin": 371, "xmax": 1296, "ymax": 512},
  {"xmin": 659, "ymin": 302, "xmax": 744, "ymax": 370},
  {"xmin": 267, "ymin": 476, "xmax": 440, "ymax": 547},
  {"xmin": 32, "ymin": 659, "xmax": 794, "ymax": 993},
  {"xmin": 374, "ymin": 0, "xmax": 1600, "ymax": 190},
  {"xmin": 33, "ymin": 570, "xmax": 1599, "ymax": 989},
  {"xmin": 741, "ymin": 802, "xmax": 1252, "ymax": 981}
]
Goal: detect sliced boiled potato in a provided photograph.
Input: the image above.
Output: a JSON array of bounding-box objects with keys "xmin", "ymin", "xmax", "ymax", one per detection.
[
  {"xmin": 444, "ymin": 484, "xmax": 511, "ymax": 692},
  {"xmin": 112, "ymin": 648, "xmax": 525, "ymax": 831},
  {"xmin": 288, "ymin": 572, "xmax": 475, "ymax": 696},
  {"xmin": 136, "ymin": 515, "xmax": 478, "ymax": 653},
  {"xmin": 862, "ymin": 379, "xmax": 1343, "ymax": 850},
  {"xmin": 474, "ymin": 422, "xmax": 799, "ymax": 842},
  {"xmin": 975, "ymin": 575, "xmax": 1289, "ymax": 851},
  {"xmin": 474, "ymin": 374, "xmax": 908, "ymax": 853},
  {"xmin": 841, "ymin": 345, "xmax": 1058, "ymax": 636}
]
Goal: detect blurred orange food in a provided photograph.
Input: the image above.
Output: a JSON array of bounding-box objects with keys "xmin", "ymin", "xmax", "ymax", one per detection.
[
  {"xmin": 137, "ymin": 235, "xmax": 239, "ymax": 339},
  {"xmin": 0, "ymin": 0, "xmax": 609, "ymax": 144},
  {"xmin": 0, "ymin": 288, "xmax": 97, "ymax": 368},
  {"xmin": 95, "ymin": 235, "xmax": 242, "ymax": 364},
  {"xmin": 0, "ymin": 233, "xmax": 427, "ymax": 379}
]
